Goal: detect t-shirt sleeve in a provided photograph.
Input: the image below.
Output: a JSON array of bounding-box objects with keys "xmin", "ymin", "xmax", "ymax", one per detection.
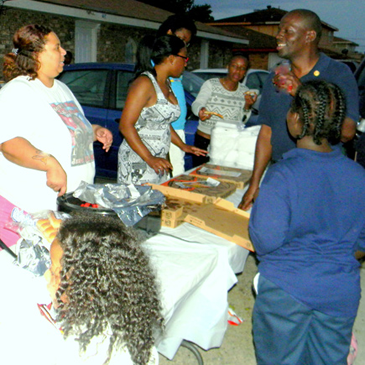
[
  {"xmin": 0, "ymin": 81, "xmax": 42, "ymax": 144},
  {"xmin": 191, "ymin": 79, "xmax": 213, "ymax": 116},
  {"xmin": 249, "ymin": 165, "xmax": 291, "ymax": 255}
]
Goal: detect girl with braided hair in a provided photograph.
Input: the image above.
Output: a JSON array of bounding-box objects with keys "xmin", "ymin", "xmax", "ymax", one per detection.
[
  {"xmin": 249, "ymin": 80, "xmax": 365, "ymax": 364},
  {"xmin": 44, "ymin": 215, "xmax": 163, "ymax": 365}
]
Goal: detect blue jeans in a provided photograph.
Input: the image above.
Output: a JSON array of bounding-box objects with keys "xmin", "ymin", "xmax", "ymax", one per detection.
[{"xmin": 253, "ymin": 275, "xmax": 355, "ymax": 365}]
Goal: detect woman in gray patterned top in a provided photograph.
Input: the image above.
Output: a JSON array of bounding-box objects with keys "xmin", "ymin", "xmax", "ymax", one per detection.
[
  {"xmin": 118, "ymin": 35, "xmax": 206, "ymax": 185},
  {"xmin": 191, "ymin": 55, "xmax": 257, "ymax": 166}
]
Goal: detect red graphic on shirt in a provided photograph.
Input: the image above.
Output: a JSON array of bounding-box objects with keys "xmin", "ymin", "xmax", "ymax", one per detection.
[{"xmin": 50, "ymin": 101, "xmax": 94, "ymax": 166}]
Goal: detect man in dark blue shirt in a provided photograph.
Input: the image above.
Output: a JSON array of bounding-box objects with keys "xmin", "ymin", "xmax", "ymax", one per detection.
[{"xmin": 239, "ymin": 9, "xmax": 358, "ymax": 210}]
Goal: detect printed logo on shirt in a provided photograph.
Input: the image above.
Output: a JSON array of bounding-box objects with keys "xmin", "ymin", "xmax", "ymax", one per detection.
[{"xmin": 50, "ymin": 101, "xmax": 94, "ymax": 166}]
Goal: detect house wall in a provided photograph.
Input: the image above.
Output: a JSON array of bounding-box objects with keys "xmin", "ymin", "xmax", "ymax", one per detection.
[
  {"xmin": 204, "ymin": 41, "xmax": 236, "ymax": 68},
  {"xmin": 0, "ymin": 7, "xmax": 236, "ymax": 78},
  {"xmin": 247, "ymin": 53, "xmax": 269, "ymax": 70},
  {"xmin": 0, "ymin": 8, "xmax": 75, "ymax": 76}
]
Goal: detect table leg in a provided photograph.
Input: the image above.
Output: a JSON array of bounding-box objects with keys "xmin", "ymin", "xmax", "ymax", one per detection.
[{"xmin": 181, "ymin": 340, "xmax": 204, "ymax": 365}]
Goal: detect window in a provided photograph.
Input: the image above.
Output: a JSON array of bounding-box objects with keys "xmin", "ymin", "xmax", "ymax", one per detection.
[
  {"xmin": 246, "ymin": 71, "xmax": 269, "ymax": 93},
  {"xmin": 116, "ymin": 71, "xmax": 134, "ymax": 110},
  {"xmin": 59, "ymin": 70, "xmax": 108, "ymax": 107}
]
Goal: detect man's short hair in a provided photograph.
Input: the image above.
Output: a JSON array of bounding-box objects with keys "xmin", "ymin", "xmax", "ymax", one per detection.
[{"xmin": 287, "ymin": 9, "xmax": 322, "ymax": 42}]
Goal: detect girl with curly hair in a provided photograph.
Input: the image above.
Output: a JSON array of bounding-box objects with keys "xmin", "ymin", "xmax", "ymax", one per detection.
[
  {"xmin": 44, "ymin": 215, "xmax": 163, "ymax": 364},
  {"xmin": 249, "ymin": 80, "xmax": 365, "ymax": 364}
]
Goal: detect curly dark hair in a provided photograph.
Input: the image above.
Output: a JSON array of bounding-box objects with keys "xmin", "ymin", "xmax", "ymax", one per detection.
[
  {"xmin": 289, "ymin": 80, "xmax": 347, "ymax": 145},
  {"xmin": 55, "ymin": 215, "xmax": 163, "ymax": 365},
  {"xmin": 3, "ymin": 24, "xmax": 52, "ymax": 82}
]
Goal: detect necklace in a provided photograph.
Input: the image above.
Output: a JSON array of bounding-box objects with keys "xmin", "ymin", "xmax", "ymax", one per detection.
[
  {"xmin": 221, "ymin": 78, "xmax": 238, "ymax": 92},
  {"xmin": 166, "ymin": 81, "xmax": 173, "ymax": 94}
]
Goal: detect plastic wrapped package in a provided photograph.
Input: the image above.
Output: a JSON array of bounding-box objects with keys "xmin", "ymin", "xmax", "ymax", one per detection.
[
  {"xmin": 210, "ymin": 122, "xmax": 261, "ymax": 170},
  {"xmin": 68, "ymin": 181, "xmax": 165, "ymax": 227}
]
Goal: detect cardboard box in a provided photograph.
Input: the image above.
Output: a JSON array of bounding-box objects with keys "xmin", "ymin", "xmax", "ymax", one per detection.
[
  {"xmin": 148, "ymin": 184, "xmax": 213, "ymax": 228},
  {"xmin": 149, "ymin": 184, "xmax": 254, "ymax": 252},
  {"xmin": 189, "ymin": 164, "xmax": 252, "ymax": 189},
  {"xmin": 184, "ymin": 198, "xmax": 254, "ymax": 252},
  {"xmin": 161, "ymin": 174, "xmax": 236, "ymax": 203}
]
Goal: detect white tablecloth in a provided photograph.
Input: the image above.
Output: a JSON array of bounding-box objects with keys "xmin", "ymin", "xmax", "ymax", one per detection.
[
  {"xmin": 0, "ymin": 188, "xmax": 250, "ymax": 361},
  {"xmin": 145, "ymin": 188, "xmax": 250, "ymax": 359}
]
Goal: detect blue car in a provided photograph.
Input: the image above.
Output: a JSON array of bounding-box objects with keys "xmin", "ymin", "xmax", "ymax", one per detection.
[{"xmin": 58, "ymin": 63, "xmax": 204, "ymax": 178}]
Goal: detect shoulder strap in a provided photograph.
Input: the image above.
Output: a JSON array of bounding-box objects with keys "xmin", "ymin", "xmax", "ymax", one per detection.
[{"xmin": 142, "ymin": 71, "xmax": 165, "ymax": 101}]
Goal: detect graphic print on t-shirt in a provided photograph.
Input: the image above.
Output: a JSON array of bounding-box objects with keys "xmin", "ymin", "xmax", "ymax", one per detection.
[{"xmin": 50, "ymin": 101, "xmax": 94, "ymax": 166}]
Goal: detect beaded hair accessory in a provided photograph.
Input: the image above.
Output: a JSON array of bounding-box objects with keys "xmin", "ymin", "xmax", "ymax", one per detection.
[{"xmin": 12, "ymin": 48, "xmax": 19, "ymax": 55}]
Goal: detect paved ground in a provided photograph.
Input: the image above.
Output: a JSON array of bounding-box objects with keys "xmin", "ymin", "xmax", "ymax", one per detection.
[{"xmin": 159, "ymin": 254, "xmax": 365, "ymax": 365}]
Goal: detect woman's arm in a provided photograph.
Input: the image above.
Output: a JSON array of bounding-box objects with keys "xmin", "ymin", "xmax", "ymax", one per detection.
[
  {"xmin": 170, "ymin": 126, "xmax": 207, "ymax": 156},
  {"xmin": 119, "ymin": 76, "xmax": 172, "ymax": 174},
  {"xmin": 192, "ymin": 80, "xmax": 214, "ymax": 119},
  {"xmin": 1, "ymin": 137, "xmax": 67, "ymax": 196}
]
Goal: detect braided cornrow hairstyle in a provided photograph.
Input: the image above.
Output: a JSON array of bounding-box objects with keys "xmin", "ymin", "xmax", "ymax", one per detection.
[
  {"xmin": 55, "ymin": 215, "xmax": 163, "ymax": 365},
  {"xmin": 3, "ymin": 24, "xmax": 52, "ymax": 82},
  {"xmin": 290, "ymin": 80, "xmax": 347, "ymax": 145}
]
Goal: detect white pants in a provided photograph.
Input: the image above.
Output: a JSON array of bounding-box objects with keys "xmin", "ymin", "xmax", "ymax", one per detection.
[{"xmin": 169, "ymin": 129, "xmax": 186, "ymax": 177}]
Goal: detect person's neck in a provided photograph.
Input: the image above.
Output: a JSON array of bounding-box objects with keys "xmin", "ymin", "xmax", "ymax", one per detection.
[
  {"xmin": 37, "ymin": 75, "xmax": 54, "ymax": 88},
  {"xmin": 221, "ymin": 77, "xmax": 238, "ymax": 91},
  {"xmin": 290, "ymin": 50, "xmax": 320, "ymax": 79},
  {"xmin": 297, "ymin": 136, "xmax": 333, "ymax": 153},
  {"xmin": 154, "ymin": 66, "xmax": 173, "ymax": 95}
]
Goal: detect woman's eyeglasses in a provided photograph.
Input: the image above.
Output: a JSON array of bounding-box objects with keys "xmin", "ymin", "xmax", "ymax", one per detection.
[{"xmin": 175, "ymin": 54, "xmax": 189, "ymax": 63}]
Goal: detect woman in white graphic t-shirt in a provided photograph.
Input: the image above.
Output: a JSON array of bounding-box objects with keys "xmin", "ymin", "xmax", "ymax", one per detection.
[{"xmin": 0, "ymin": 24, "xmax": 113, "ymax": 248}]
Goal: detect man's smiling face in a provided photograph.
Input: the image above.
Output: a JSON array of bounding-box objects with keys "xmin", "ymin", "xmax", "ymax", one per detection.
[{"xmin": 276, "ymin": 13, "xmax": 310, "ymax": 60}]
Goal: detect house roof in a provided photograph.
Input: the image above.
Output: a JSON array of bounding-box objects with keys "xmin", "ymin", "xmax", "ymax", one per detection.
[
  {"xmin": 333, "ymin": 36, "xmax": 359, "ymax": 47},
  {"xmin": 211, "ymin": 6, "xmax": 338, "ymax": 32},
  {"xmin": 5, "ymin": 0, "xmax": 248, "ymax": 44},
  {"xmin": 210, "ymin": 25, "xmax": 277, "ymax": 51}
]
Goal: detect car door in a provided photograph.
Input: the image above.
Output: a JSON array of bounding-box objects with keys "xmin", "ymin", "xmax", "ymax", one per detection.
[
  {"xmin": 58, "ymin": 68, "xmax": 110, "ymax": 125},
  {"xmin": 100, "ymin": 69, "xmax": 135, "ymax": 177}
]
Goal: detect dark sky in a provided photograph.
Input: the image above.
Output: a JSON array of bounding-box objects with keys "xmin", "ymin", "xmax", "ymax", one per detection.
[{"xmin": 195, "ymin": 0, "xmax": 365, "ymax": 53}]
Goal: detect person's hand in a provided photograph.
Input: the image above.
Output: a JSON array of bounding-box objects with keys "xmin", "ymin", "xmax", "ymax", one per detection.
[
  {"xmin": 198, "ymin": 107, "xmax": 212, "ymax": 121},
  {"xmin": 181, "ymin": 145, "xmax": 208, "ymax": 156},
  {"xmin": 94, "ymin": 126, "xmax": 113, "ymax": 152},
  {"xmin": 46, "ymin": 157, "xmax": 67, "ymax": 196},
  {"xmin": 145, "ymin": 156, "xmax": 172, "ymax": 175},
  {"xmin": 244, "ymin": 92, "xmax": 258, "ymax": 110},
  {"xmin": 272, "ymin": 71, "xmax": 301, "ymax": 96},
  {"xmin": 238, "ymin": 186, "xmax": 260, "ymax": 211}
]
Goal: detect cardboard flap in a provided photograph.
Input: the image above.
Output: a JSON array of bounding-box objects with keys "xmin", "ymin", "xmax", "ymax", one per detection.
[{"xmin": 184, "ymin": 203, "xmax": 254, "ymax": 252}]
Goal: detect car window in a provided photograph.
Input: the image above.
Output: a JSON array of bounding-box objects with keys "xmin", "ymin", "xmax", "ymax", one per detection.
[
  {"xmin": 116, "ymin": 71, "xmax": 134, "ymax": 110},
  {"xmin": 193, "ymin": 72, "xmax": 225, "ymax": 81},
  {"xmin": 182, "ymin": 71, "xmax": 205, "ymax": 98},
  {"xmin": 59, "ymin": 70, "xmax": 108, "ymax": 107},
  {"xmin": 246, "ymin": 72, "xmax": 269, "ymax": 93}
]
